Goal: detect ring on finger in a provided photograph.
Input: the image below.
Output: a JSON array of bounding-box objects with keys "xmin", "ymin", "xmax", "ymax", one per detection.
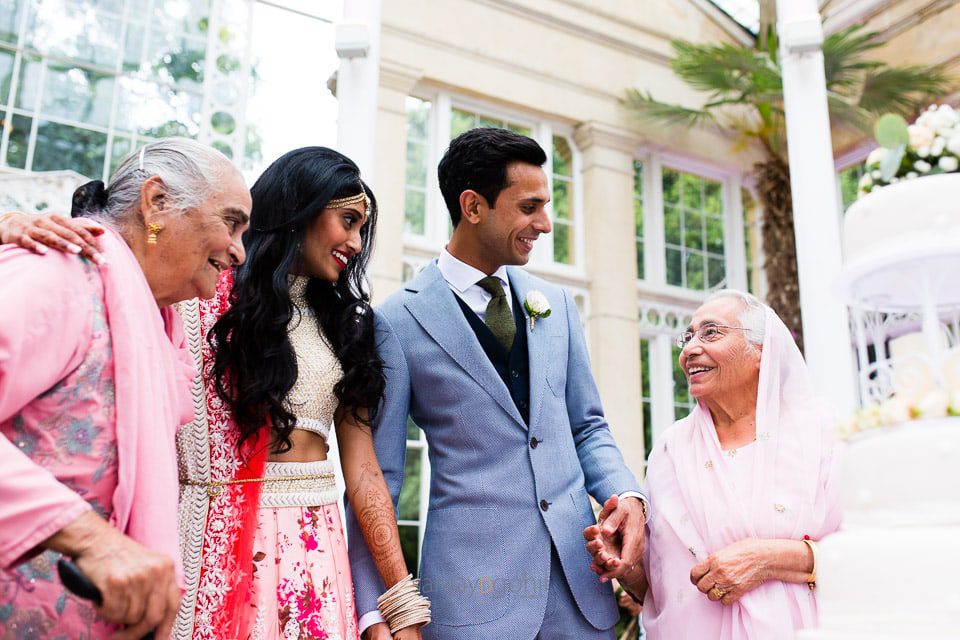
[{"xmin": 709, "ymin": 585, "xmax": 726, "ymax": 599}]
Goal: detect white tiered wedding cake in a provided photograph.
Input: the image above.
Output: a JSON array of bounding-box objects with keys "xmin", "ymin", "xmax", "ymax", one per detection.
[{"xmin": 799, "ymin": 172, "xmax": 960, "ymax": 639}]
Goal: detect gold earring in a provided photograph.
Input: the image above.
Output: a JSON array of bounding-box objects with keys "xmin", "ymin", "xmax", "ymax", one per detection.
[{"xmin": 147, "ymin": 222, "xmax": 163, "ymax": 244}]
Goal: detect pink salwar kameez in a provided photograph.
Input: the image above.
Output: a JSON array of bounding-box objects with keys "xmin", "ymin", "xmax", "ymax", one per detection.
[
  {"xmin": 641, "ymin": 307, "xmax": 843, "ymax": 640},
  {"xmin": 0, "ymin": 231, "xmax": 194, "ymax": 638}
]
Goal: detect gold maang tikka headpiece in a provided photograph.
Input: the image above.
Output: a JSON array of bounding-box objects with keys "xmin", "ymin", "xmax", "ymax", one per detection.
[{"xmin": 327, "ymin": 191, "xmax": 370, "ymax": 214}]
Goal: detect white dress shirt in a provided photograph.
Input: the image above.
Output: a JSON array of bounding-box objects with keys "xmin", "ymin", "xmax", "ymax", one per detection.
[{"xmin": 437, "ymin": 248, "xmax": 512, "ymax": 319}]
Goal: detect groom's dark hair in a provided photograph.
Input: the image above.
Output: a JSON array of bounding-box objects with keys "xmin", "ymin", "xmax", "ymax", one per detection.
[{"xmin": 438, "ymin": 127, "xmax": 547, "ymax": 227}]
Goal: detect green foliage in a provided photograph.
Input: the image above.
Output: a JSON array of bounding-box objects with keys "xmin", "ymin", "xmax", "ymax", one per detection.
[
  {"xmin": 625, "ymin": 24, "xmax": 953, "ymax": 162},
  {"xmin": 874, "ymin": 113, "xmax": 909, "ymax": 147}
]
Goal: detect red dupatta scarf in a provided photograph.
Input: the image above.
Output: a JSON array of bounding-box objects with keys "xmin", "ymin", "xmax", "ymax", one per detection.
[{"xmin": 175, "ymin": 270, "xmax": 269, "ymax": 640}]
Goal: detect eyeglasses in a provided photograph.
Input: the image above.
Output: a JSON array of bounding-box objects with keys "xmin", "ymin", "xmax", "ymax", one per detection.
[{"xmin": 676, "ymin": 323, "xmax": 748, "ymax": 349}]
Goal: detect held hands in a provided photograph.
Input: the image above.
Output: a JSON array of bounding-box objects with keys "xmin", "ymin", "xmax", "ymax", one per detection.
[
  {"xmin": 581, "ymin": 495, "xmax": 646, "ymax": 582},
  {"xmin": 0, "ymin": 211, "xmax": 106, "ymax": 263},
  {"xmin": 364, "ymin": 622, "xmax": 423, "ymax": 640},
  {"xmin": 45, "ymin": 511, "xmax": 181, "ymax": 640},
  {"xmin": 690, "ymin": 538, "xmax": 769, "ymax": 606}
]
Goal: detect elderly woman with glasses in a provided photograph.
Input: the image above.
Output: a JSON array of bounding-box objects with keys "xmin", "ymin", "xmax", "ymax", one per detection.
[{"xmin": 584, "ymin": 289, "xmax": 842, "ymax": 640}]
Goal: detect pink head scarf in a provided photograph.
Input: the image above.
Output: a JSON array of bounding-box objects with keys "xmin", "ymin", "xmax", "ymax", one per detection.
[
  {"xmin": 642, "ymin": 305, "xmax": 842, "ymax": 639},
  {"xmin": 99, "ymin": 229, "xmax": 196, "ymax": 583}
]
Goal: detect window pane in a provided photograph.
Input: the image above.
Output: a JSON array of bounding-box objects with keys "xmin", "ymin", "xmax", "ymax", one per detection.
[
  {"xmin": 398, "ymin": 452, "xmax": 421, "ymax": 521},
  {"xmin": 662, "ymin": 168, "xmax": 679, "ymax": 204},
  {"xmin": 665, "ymin": 246, "xmax": 682, "ymax": 286},
  {"xmin": 478, "ymin": 115, "xmax": 500, "ymax": 129},
  {"xmin": 406, "ymin": 416, "xmax": 420, "ymax": 441},
  {"xmin": 450, "ymin": 107, "xmax": 475, "ymax": 137},
  {"xmin": 148, "ymin": 30, "xmax": 206, "ymax": 90},
  {"xmin": 553, "ymin": 135, "xmax": 572, "ymax": 176},
  {"xmin": 683, "ymin": 210, "xmax": 703, "ymax": 249},
  {"xmin": 640, "ymin": 338, "xmax": 652, "ymax": 459},
  {"xmin": 0, "ymin": 0, "xmax": 24, "ymax": 45},
  {"xmin": 671, "ymin": 345, "xmax": 688, "ymax": 403},
  {"xmin": 635, "ymin": 240, "xmax": 644, "ymax": 280},
  {"xmin": 398, "ymin": 525, "xmax": 419, "ymax": 578},
  {"xmin": 109, "ymin": 134, "xmax": 132, "ymax": 175},
  {"xmin": 705, "ymin": 216, "xmax": 724, "ymax": 254},
  {"xmin": 634, "ymin": 192, "xmax": 644, "ymax": 237},
  {"xmin": 32, "ymin": 120, "xmax": 107, "ymax": 178},
  {"xmin": 5, "ymin": 113, "xmax": 30, "ymax": 168},
  {"xmin": 671, "ymin": 344, "xmax": 694, "ymax": 420},
  {"xmin": 685, "ymin": 250, "xmax": 705, "ymax": 290},
  {"xmin": 704, "ymin": 180, "xmax": 722, "ymax": 214},
  {"xmin": 14, "ymin": 53, "xmax": 41, "ymax": 110},
  {"xmin": 116, "ymin": 80, "xmax": 202, "ymax": 138},
  {"xmin": 31, "ymin": 4, "xmax": 124, "ymax": 68},
  {"xmin": 664, "ymin": 204, "xmax": 681, "ymax": 245},
  {"xmin": 406, "ymin": 96, "xmax": 429, "ymax": 140},
  {"xmin": 681, "ymin": 172, "xmax": 702, "ymax": 210},
  {"xmin": 404, "ymin": 189, "xmax": 425, "ymax": 235},
  {"xmin": 707, "ymin": 255, "xmax": 726, "ymax": 289},
  {"xmin": 42, "ymin": 64, "xmax": 115, "ymax": 128},
  {"xmin": 406, "ymin": 139, "xmax": 427, "ymax": 185},
  {"xmin": 552, "ymin": 179, "xmax": 570, "ymax": 220},
  {"xmin": 507, "ymin": 123, "xmax": 531, "ymax": 137},
  {"xmin": 0, "ymin": 48, "xmax": 13, "ymax": 105},
  {"xmin": 553, "ymin": 221, "xmax": 572, "ymax": 265},
  {"xmin": 152, "ymin": 0, "xmax": 212, "ymax": 39}
]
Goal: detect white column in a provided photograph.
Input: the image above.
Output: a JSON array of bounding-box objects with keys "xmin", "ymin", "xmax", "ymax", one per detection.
[
  {"xmin": 336, "ymin": 0, "xmax": 382, "ymax": 182},
  {"xmin": 776, "ymin": 0, "xmax": 856, "ymax": 414},
  {"xmin": 573, "ymin": 122, "xmax": 646, "ymax": 479}
]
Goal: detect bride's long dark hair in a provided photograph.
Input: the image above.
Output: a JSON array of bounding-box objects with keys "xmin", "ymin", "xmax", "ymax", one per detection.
[{"xmin": 211, "ymin": 147, "xmax": 384, "ymax": 453}]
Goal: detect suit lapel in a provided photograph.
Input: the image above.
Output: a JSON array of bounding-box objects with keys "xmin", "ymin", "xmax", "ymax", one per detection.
[
  {"xmin": 404, "ymin": 263, "xmax": 526, "ymax": 429},
  {"xmin": 508, "ymin": 267, "xmax": 551, "ymax": 428}
]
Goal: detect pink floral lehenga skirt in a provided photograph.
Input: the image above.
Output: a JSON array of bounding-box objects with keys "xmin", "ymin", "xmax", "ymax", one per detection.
[{"xmin": 246, "ymin": 460, "xmax": 359, "ymax": 640}]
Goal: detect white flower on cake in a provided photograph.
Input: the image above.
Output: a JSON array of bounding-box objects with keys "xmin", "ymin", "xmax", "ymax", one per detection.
[
  {"xmin": 866, "ymin": 147, "xmax": 888, "ymax": 166},
  {"xmin": 860, "ymin": 104, "xmax": 960, "ymax": 197},
  {"xmin": 523, "ymin": 291, "xmax": 551, "ymax": 331},
  {"xmin": 939, "ymin": 156, "xmax": 959, "ymax": 172},
  {"xmin": 949, "ymin": 391, "xmax": 960, "ymax": 417},
  {"xmin": 912, "ymin": 389, "xmax": 949, "ymax": 419},
  {"xmin": 878, "ymin": 397, "xmax": 912, "ymax": 426},
  {"xmin": 908, "ymin": 124, "xmax": 935, "ymax": 149}
]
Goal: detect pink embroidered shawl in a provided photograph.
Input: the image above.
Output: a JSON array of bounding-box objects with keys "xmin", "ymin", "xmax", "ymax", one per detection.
[
  {"xmin": 642, "ymin": 307, "xmax": 842, "ymax": 639},
  {"xmin": 0, "ymin": 229, "xmax": 195, "ymax": 579}
]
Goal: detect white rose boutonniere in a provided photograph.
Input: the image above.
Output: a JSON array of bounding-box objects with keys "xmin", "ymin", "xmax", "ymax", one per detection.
[{"xmin": 524, "ymin": 290, "xmax": 551, "ymax": 331}]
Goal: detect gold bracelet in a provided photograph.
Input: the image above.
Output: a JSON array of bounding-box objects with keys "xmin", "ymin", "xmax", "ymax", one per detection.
[{"xmin": 802, "ymin": 538, "xmax": 818, "ymax": 590}]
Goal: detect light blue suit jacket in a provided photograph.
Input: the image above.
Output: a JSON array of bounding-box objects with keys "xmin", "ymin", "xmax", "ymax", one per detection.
[{"xmin": 347, "ymin": 262, "xmax": 642, "ymax": 638}]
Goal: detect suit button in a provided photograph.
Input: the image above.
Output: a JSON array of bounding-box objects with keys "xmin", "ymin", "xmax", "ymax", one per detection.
[
  {"xmin": 511, "ymin": 369, "xmax": 519, "ymax": 378},
  {"xmin": 519, "ymin": 399, "xmax": 527, "ymax": 409},
  {"xmin": 530, "ymin": 437, "xmax": 539, "ymax": 449},
  {"xmin": 540, "ymin": 499, "xmax": 549, "ymax": 512}
]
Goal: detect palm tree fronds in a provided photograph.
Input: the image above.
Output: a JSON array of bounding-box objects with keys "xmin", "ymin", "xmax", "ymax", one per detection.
[
  {"xmin": 623, "ymin": 89, "xmax": 717, "ymax": 127},
  {"xmin": 859, "ymin": 65, "xmax": 954, "ymax": 116},
  {"xmin": 671, "ymin": 40, "xmax": 778, "ymax": 98},
  {"xmin": 822, "ymin": 24, "xmax": 883, "ymax": 88},
  {"xmin": 824, "ymin": 92, "xmax": 872, "ymax": 132}
]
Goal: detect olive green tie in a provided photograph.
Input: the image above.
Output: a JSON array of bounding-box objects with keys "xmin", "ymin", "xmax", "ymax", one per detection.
[{"xmin": 477, "ymin": 276, "xmax": 515, "ymax": 353}]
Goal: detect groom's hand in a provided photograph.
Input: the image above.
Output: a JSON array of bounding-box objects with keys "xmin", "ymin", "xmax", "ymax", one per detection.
[
  {"xmin": 364, "ymin": 622, "xmax": 392, "ymax": 640},
  {"xmin": 591, "ymin": 495, "xmax": 646, "ymax": 581}
]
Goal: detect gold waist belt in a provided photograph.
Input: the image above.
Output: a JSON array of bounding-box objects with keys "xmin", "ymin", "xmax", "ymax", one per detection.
[{"xmin": 182, "ymin": 472, "xmax": 336, "ymax": 499}]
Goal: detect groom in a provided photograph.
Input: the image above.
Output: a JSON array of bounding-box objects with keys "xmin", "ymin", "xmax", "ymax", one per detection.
[{"xmin": 348, "ymin": 127, "xmax": 647, "ymax": 639}]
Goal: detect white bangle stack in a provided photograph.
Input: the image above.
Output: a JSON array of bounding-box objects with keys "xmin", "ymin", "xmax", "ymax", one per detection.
[{"xmin": 376, "ymin": 574, "xmax": 432, "ymax": 633}]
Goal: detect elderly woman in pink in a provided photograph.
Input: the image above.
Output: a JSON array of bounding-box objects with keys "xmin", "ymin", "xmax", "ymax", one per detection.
[
  {"xmin": 585, "ymin": 290, "xmax": 842, "ymax": 639},
  {"xmin": 0, "ymin": 138, "xmax": 250, "ymax": 639}
]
